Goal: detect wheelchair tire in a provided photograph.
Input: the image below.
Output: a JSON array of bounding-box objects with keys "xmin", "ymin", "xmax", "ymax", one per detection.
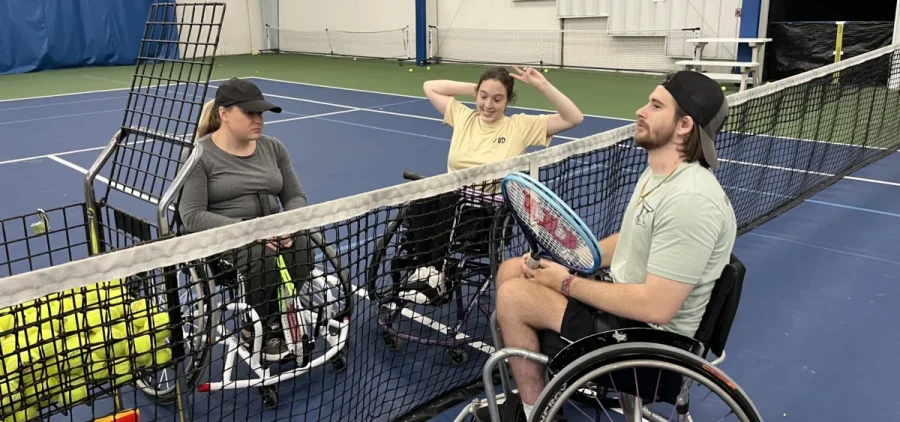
[
  {"xmin": 133, "ymin": 264, "xmax": 213, "ymax": 404},
  {"xmin": 531, "ymin": 342, "xmax": 763, "ymax": 422},
  {"xmin": 365, "ymin": 207, "xmax": 407, "ymax": 305},
  {"xmin": 308, "ymin": 231, "xmax": 353, "ymax": 321}
]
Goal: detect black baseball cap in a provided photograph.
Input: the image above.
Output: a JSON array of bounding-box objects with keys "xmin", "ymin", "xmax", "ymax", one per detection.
[
  {"xmin": 660, "ymin": 71, "xmax": 728, "ymax": 169},
  {"xmin": 215, "ymin": 77, "xmax": 282, "ymax": 113}
]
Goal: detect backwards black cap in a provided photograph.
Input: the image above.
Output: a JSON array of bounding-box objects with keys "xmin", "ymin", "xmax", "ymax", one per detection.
[
  {"xmin": 215, "ymin": 77, "xmax": 282, "ymax": 114},
  {"xmin": 660, "ymin": 71, "xmax": 728, "ymax": 169}
]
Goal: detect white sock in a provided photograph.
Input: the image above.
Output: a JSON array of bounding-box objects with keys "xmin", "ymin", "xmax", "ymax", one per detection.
[{"xmin": 522, "ymin": 403, "xmax": 534, "ymax": 419}]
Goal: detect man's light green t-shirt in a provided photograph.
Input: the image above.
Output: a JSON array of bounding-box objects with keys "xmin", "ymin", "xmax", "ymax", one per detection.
[{"xmin": 609, "ymin": 160, "xmax": 737, "ymax": 338}]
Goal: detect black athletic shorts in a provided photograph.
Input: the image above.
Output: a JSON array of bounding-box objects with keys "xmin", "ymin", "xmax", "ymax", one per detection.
[{"xmin": 538, "ymin": 270, "xmax": 648, "ymax": 359}]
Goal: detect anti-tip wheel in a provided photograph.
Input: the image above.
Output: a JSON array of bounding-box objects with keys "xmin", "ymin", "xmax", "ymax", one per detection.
[
  {"xmin": 260, "ymin": 385, "xmax": 278, "ymax": 408},
  {"xmin": 448, "ymin": 347, "xmax": 469, "ymax": 366},
  {"xmin": 330, "ymin": 351, "xmax": 348, "ymax": 372},
  {"xmin": 383, "ymin": 332, "xmax": 403, "ymax": 351}
]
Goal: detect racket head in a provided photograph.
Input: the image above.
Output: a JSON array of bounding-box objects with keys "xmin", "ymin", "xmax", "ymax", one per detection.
[{"xmin": 501, "ymin": 172, "xmax": 602, "ymax": 274}]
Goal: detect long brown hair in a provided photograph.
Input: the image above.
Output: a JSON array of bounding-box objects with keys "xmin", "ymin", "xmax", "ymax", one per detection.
[{"xmin": 674, "ymin": 104, "xmax": 708, "ymax": 168}]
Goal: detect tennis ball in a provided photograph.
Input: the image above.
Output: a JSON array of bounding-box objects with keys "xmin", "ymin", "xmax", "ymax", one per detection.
[
  {"xmin": 543, "ymin": 68, "xmax": 548, "ymax": 73},
  {"xmin": 426, "ymin": 66, "xmax": 431, "ymax": 70},
  {"xmin": 0, "ymin": 376, "xmax": 18, "ymax": 397},
  {"xmin": 408, "ymin": 68, "xmax": 413, "ymax": 72},
  {"xmin": 133, "ymin": 335, "xmax": 154, "ymax": 369},
  {"xmin": 30, "ymin": 220, "xmax": 46, "ymax": 235},
  {"xmin": 155, "ymin": 347, "xmax": 172, "ymax": 366},
  {"xmin": 721, "ymin": 86, "xmax": 726, "ymax": 91},
  {"xmin": 4, "ymin": 405, "xmax": 37, "ymax": 422},
  {"xmin": 0, "ymin": 314, "xmax": 13, "ymax": 334},
  {"xmin": 56, "ymin": 383, "xmax": 88, "ymax": 407}
]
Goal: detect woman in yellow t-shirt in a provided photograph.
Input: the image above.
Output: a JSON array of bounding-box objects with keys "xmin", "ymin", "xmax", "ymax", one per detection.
[{"xmin": 399, "ymin": 66, "xmax": 584, "ymax": 305}]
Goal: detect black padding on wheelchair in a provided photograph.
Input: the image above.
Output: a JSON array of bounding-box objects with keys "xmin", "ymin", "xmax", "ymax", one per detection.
[
  {"xmin": 694, "ymin": 253, "xmax": 746, "ymax": 358},
  {"xmin": 548, "ymin": 328, "xmax": 703, "ymax": 404}
]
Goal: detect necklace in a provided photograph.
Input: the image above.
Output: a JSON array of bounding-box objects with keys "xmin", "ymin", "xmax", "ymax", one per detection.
[{"xmin": 638, "ymin": 166, "xmax": 678, "ymax": 204}]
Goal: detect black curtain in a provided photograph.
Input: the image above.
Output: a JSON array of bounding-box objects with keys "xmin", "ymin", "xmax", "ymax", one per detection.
[{"xmin": 763, "ymin": 0, "xmax": 897, "ymax": 81}]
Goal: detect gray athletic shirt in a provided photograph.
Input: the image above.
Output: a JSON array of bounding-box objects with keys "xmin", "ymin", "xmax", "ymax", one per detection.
[
  {"xmin": 609, "ymin": 160, "xmax": 737, "ymax": 338},
  {"xmin": 178, "ymin": 134, "xmax": 307, "ymax": 234}
]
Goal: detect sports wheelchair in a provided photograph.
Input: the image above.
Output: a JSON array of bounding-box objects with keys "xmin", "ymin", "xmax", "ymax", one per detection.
[
  {"xmin": 135, "ymin": 142, "xmax": 353, "ymax": 409},
  {"xmin": 457, "ymin": 253, "xmax": 765, "ymax": 421},
  {"xmin": 366, "ymin": 171, "xmax": 514, "ymax": 365}
]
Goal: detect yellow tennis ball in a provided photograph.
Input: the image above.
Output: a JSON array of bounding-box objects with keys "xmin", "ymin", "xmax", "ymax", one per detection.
[
  {"xmin": 408, "ymin": 68, "xmax": 413, "ymax": 72},
  {"xmin": 56, "ymin": 384, "xmax": 88, "ymax": 407},
  {"xmin": 5, "ymin": 405, "xmax": 37, "ymax": 422},
  {"xmin": 426, "ymin": 66, "xmax": 431, "ymax": 70},
  {"xmin": 543, "ymin": 68, "xmax": 548, "ymax": 73},
  {"xmin": 0, "ymin": 314, "xmax": 13, "ymax": 334},
  {"xmin": 721, "ymin": 86, "xmax": 727, "ymax": 91}
]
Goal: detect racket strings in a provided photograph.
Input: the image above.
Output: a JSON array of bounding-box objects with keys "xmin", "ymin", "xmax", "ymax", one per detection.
[{"xmin": 505, "ymin": 181, "xmax": 596, "ymax": 270}]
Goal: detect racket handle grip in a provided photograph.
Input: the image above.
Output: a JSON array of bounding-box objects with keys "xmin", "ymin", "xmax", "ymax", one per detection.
[
  {"xmin": 526, "ymin": 254, "xmax": 540, "ymax": 270},
  {"xmin": 403, "ymin": 171, "xmax": 424, "ymax": 181}
]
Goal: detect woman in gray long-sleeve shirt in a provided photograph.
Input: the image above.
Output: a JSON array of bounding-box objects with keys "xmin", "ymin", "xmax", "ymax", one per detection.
[{"xmin": 178, "ymin": 77, "xmax": 310, "ymax": 356}]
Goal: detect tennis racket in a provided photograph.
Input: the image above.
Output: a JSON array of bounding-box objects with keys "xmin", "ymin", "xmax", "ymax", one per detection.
[{"xmin": 500, "ymin": 172, "xmax": 602, "ymax": 275}]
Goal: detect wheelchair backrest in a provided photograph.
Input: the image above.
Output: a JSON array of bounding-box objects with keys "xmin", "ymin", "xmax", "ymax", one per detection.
[{"xmin": 694, "ymin": 253, "xmax": 746, "ymax": 357}]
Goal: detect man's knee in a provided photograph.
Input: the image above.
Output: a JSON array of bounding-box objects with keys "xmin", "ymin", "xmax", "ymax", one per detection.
[
  {"xmin": 496, "ymin": 257, "xmax": 524, "ymax": 288},
  {"xmin": 496, "ymin": 277, "xmax": 528, "ymax": 328},
  {"xmin": 496, "ymin": 277, "xmax": 568, "ymax": 334}
]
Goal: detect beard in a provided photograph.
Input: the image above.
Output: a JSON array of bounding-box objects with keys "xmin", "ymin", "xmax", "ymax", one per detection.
[{"xmin": 634, "ymin": 121, "xmax": 674, "ymax": 151}]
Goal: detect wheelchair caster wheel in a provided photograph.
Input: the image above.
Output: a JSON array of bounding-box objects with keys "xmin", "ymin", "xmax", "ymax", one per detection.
[
  {"xmin": 448, "ymin": 347, "xmax": 468, "ymax": 366},
  {"xmin": 259, "ymin": 386, "xmax": 278, "ymax": 408},
  {"xmin": 383, "ymin": 333, "xmax": 402, "ymax": 351},
  {"xmin": 330, "ymin": 351, "xmax": 348, "ymax": 372}
]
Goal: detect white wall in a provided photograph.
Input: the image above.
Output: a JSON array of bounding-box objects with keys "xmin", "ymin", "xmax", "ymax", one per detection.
[
  {"xmin": 182, "ymin": 0, "xmax": 742, "ymax": 71},
  {"xmin": 435, "ymin": 0, "xmax": 559, "ymax": 30},
  {"xmin": 558, "ymin": 0, "xmax": 742, "ymax": 59},
  {"xmin": 430, "ymin": 0, "xmax": 741, "ymax": 70},
  {"xmin": 275, "ymin": 0, "xmax": 416, "ymax": 59},
  {"xmin": 175, "ymin": 0, "xmax": 265, "ymax": 57}
]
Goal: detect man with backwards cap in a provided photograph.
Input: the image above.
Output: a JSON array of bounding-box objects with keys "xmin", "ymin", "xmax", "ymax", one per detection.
[{"xmin": 475, "ymin": 71, "xmax": 738, "ymax": 421}]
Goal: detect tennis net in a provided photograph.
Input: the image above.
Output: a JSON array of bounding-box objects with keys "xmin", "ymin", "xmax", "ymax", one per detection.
[
  {"xmin": 427, "ymin": 26, "xmax": 701, "ymax": 73},
  {"xmin": 1, "ymin": 42, "xmax": 900, "ymax": 422},
  {"xmin": 263, "ymin": 25, "xmax": 412, "ymax": 61}
]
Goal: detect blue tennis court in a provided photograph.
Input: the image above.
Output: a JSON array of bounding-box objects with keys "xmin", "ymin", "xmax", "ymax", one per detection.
[{"xmin": 2, "ymin": 77, "xmax": 899, "ymax": 421}]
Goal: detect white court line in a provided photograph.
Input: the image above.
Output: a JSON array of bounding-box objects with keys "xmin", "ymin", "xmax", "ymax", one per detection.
[
  {"xmin": 6, "ymin": 80, "xmax": 897, "ymax": 191},
  {"xmin": 247, "ymin": 75, "xmax": 638, "ymax": 122},
  {"xmin": 0, "ymin": 96, "xmax": 128, "ymax": 112},
  {"xmin": 248, "ymin": 76, "xmax": 900, "ymax": 153},
  {"xmin": 352, "ymin": 285, "xmax": 495, "ymax": 355},
  {"xmin": 0, "ymin": 78, "xmax": 229, "ymax": 104},
  {"xmin": 46, "ymin": 155, "xmax": 175, "ymax": 211},
  {"xmin": 0, "ymin": 107, "xmax": 350, "ymax": 166},
  {"xmin": 232, "ymin": 88, "xmax": 900, "ymax": 186}
]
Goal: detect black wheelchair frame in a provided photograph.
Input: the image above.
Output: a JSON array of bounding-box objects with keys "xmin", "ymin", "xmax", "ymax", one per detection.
[
  {"xmin": 459, "ymin": 253, "xmax": 765, "ymax": 422},
  {"xmin": 365, "ymin": 171, "xmax": 515, "ymax": 365}
]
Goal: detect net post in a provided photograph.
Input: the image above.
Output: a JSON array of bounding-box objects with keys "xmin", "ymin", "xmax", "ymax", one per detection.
[
  {"xmin": 832, "ymin": 21, "xmax": 845, "ymax": 85},
  {"xmin": 416, "ymin": 0, "xmax": 427, "ymax": 65}
]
